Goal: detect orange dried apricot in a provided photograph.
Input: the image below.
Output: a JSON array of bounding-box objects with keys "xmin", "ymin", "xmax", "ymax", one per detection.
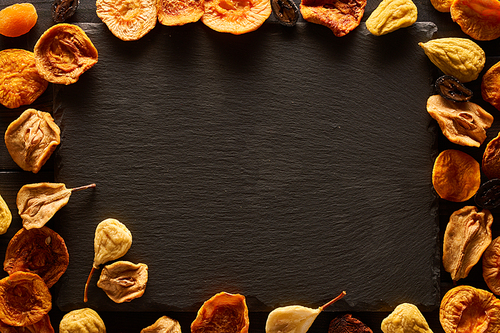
[
  {"xmin": 0, "ymin": 314, "xmax": 53, "ymax": 332},
  {"xmin": 482, "ymin": 132, "xmax": 500, "ymax": 180},
  {"xmin": 482, "ymin": 60, "xmax": 500, "ymax": 112},
  {"xmin": 202, "ymin": 0, "xmax": 271, "ymax": 35},
  {"xmin": 0, "ymin": 3, "xmax": 37, "ymax": 37},
  {"xmin": 450, "ymin": 0, "xmax": 500, "ymax": 41},
  {"xmin": 158, "ymin": 0, "xmax": 204, "ymax": 26}
]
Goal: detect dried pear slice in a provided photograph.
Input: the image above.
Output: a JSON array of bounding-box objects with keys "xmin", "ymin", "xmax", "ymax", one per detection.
[{"xmin": 97, "ymin": 261, "xmax": 148, "ymax": 303}]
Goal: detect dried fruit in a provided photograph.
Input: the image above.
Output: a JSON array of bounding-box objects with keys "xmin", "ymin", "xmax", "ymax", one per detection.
[
  {"xmin": 0, "ymin": 271, "xmax": 51, "ymax": 327},
  {"xmin": 419, "ymin": 38, "xmax": 485, "ymax": 83},
  {"xmin": 157, "ymin": 0, "xmax": 204, "ymax": 26},
  {"xmin": 271, "ymin": 0, "xmax": 299, "ymax": 27},
  {"xmin": 300, "ymin": 0, "xmax": 366, "ymax": 37},
  {"xmin": 443, "ymin": 206, "xmax": 493, "ymax": 282},
  {"xmin": 191, "ymin": 292, "xmax": 249, "ymax": 333},
  {"xmin": 0, "ymin": 3, "xmax": 37, "ymax": 37},
  {"xmin": 59, "ymin": 308, "xmax": 106, "ymax": 333},
  {"xmin": 475, "ymin": 179, "xmax": 500, "ymax": 209},
  {"xmin": 450, "ymin": 0, "xmax": 500, "ymax": 41},
  {"xmin": 34, "ymin": 23, "xmax": 98, "ymax": 85},
  {"xmin": 5, "ymin": 109, "xmax": 60, "ymax": 174},
  {"xmin": 0, "ymin": 49, "xmax": 48, "ymax": 109},
  {"xmin": 84, "ymin": 218, "xmax": 132, "ymax": 302},
  {"xmin": 97, "ymin": 0, "xmax": 157, "ymax": 41},
  {"xmin": 440, "ymin": 285, "xmax": 500, "ymax": 333},
  {"xmin": 266, "ymin": 291, "xmax": 346, "ymax": 333},
  {"xmin": 52, "ymin": 0, "xmax": 79, "ymax": 23},
  {"xmin": 0, "ymin": 194, "xmax": 12, "ymax": 235},
  {"xmin": 381, "ymin": 303, "xmax": 432, "ymax": 333},
  {"xmin": 435, "ymin": 75, "xmax": 473, "ymax": 102},
  {"xmin": 432, "ymin": 149, "xmax": 481, "ymax": 202},
  {"xmin": 483, "ymin": 236, "xmax": 500, "ymax": 295},
  {"xmin": 0, "ymin": 314, "xmax": 54, "ymax": 333},
  {"xmin": 202, "ymin": 0, "xmax": 272, "ymax": 35},
  {"xmin": 429, "ymin": 0, "xmax": 452, "ymax": 12},
  {"xmin": 482, "ymin": 132, "xmax": 500, "ymax": 180},
  {"xmin": 97, "ymin": 261, "xmax": 148, "ymax": 303},
  {"xmin": 329, "ymin": 314, "xmax": 373, "ymax": 333},
  {"xmin": 17, "ymin": 182, "xmax": 96, "ymax": 230},
  {"xmin": 482, "ymin": 60, "xmax": 500, "ymax": 112},
  {"xmin": 4, "ymin": 226, "xmax": 69, "ymax": 288},
  {"xmin": 426, "ymin": 94, "xmax": 493, "ymax": 147},
  {"xmin": 141, "ymin": 316, "xmax": 182, "ymax": 333},
  {"xmin": 365, "ymin": 0, "xmax": 417, "ymax": 36}
]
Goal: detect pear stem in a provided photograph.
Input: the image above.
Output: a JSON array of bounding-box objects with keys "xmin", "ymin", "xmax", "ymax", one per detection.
[
  {"xmin": 319, "ymin": 291, "xmax": 346, "ymax": 311},
  {"xmin": 71, "ymin": 183, "xmax": 96, "ymax": 193},
  {"xmin": 84, "ymin": 266, "xmax": 96, "ymax": 303}
]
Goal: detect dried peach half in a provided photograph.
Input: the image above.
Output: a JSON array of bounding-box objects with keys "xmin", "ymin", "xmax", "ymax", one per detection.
[
  {"xmin": 300, "ymin": 0, "xmax": 366, "ymax": 37},
  {"xmin": 450, "ymin": 0, "xmax": 500, "ymax": 41},
  {"xmin": 482, "ymin": 60, "xmax": 500, "ymax": 112},
  {"xmin": 482, "ymin": 132, "xmax": 500, "ymax": 180},
  {"xmin": 0, "ymin": 3, "xmax": 37, "ymax": 37},
  {"xmin": 97, "ymin": 0, "xmax": 157, "ymax": 41},
  {"xmin": 0, "ymin": 49, "xmax": 48, "ymax": 109},
  {"xmin": 202, "ymin": 0, "xmax": 271, "ymax": 34},
  {"xmin": 483, "ymin": 236, "xmax": 500, "ymax": 295},
  {"xmin": 0, "ymin": 314, "xmax": 53, "ymax": 333},
  {"xmin": 158, "ymin": 0, "xmax": 204, "ymax": 26},
  {"xmin": 34, "ymin": 23, "xmax": 98, "ymax": 85}
]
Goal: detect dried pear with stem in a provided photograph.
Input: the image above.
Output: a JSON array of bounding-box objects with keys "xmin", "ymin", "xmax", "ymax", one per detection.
[
  {"xmin": 141, "ymin": 316, "xmax": 182, "ymax": 333},
  {"xmin": 17, "ymin": 182, "xmax": 96, "ymax": 230},
  {"xmin": 381, "ymin": 303, "xmax": 432, "ymax": 333},
  {"xmin": 266, "ymin": 291, "xmax": 346, "ymax": 333},
  {"xmin": 59, "ymin": 308, "xmax": 106, "ymax": 333},
  {"xmin": 84, "ymin": 218, "xmax": 132, "ymax": 302}
]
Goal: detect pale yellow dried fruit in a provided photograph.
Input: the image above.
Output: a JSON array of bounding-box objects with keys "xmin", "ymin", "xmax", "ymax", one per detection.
[
  {"xmin": 59, "ymin": 308, "xmax": 106, "ymax": 333},
  {"xmin": 141, "ymin": 316, "xmax": 181, "ymax": 333},
  {"xmin": 0, "ymin": 195, "xmax": 12, "ymax": 235},
  {"xmin": 419, "ymin": 38, "xmax": 485, "ymax": 83},
  {"xmin": 365, "ymin": 0, "xmax": 417, "ymax": 36},
  {"xmin": 381, "ymin": 303, "xmax": 432, "ymax": 333}
]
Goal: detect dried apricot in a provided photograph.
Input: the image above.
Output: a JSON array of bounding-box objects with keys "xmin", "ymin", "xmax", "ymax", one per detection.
[
  {"xmin": 0, "ymin": 314, "xmax": 53, "ymax": 333},
  {"xmin": 432, "ymin": 149, "xmax": 480, "ymax": 202},
  {"xmin": 430, "ymin": 0, "xmax": 452, "ymax": 12},
  {"xmin": 482, "ymin": 60, "xmax": 500, "ymax": 111},
  {"xmin": 482, "ymin": 132, "xmax": 500, "ymax": 180},
  {"xmin": 0, "ymin": 49, "xmax": 48, "ymax": 109},
  {"xmin": 0, "ymin": 3, "xmax": 37, "ymax": 37},
  {"xmin": 483, "ymin": 236, "xmax": 500, "ymax": 295},
  {"xmin": 450, "ymin": 0, "xmax": 500, "ymax": 41},
  {"xmin": 157, "ymin": 0, "xmax": 204, "ymax": 26},
  {"xmin": 97, "ymin": 0, "xmax": 157, "ymax": 41}
]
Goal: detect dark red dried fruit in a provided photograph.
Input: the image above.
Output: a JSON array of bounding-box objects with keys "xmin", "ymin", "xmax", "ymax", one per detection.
[
  {"xmin": 435, "ymin": 75, "xmax": 473, "ymax": 103},
  {"xmin": 272, "ymin": 0, "xmax": 299, "ymax": 26},
  {"xmin": 329, "ymin": 314, "xmax": 373, "ymax": 333},
  {"xmin": 52, "ymin": 0, "xmax": 79, "ymax": 22},
  {"xmin": 475, "ymin": 179, "xmax": 500, "ymax": 210}
]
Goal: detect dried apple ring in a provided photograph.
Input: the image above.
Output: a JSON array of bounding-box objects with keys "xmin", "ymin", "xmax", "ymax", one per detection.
[
  {"xmin": 157, "ymin": 0, "xmax": 204, "ymax": 26},
  {"xmin": 34, "ymin": 23, "xmax": 98, "ymax": 85},
  {"xmin": 0, "ymin": 49, "xmax": 48, "ymax": 109},
  {"xmin": 450, "ymin": 0, "xmax": 500, "ymax": 41}
]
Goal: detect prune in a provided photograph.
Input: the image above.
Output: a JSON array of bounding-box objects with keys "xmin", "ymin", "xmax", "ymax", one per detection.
[
  {"xmin": 475, "ymin": 179, "xmax": 500, "ymax": 209},
  {"xmin": 435, "ymin": 75, "xmax": 473, "ymax": 102},
  {"xmin": 329, "ymin": 314, "xmax": 373, "ymax": 333},
  {"xmin": 52, "ymin": 0, "xmax": 79, "ymax": 23},
  {"xmin": 271, "ymin": 0, "xmax": 299, "ymax": 27}
]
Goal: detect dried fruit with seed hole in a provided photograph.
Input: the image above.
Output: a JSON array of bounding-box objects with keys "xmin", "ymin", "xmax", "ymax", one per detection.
[
  {"xmin": 0, "ymin": 3, "xmax": 37, "ymax": 37},
  {"xmin": 432, "ymin": 149, "xmax": 480, "ymax": 202},
  {"xmin": 419, "ymin": 38, "xmax": 485, "ymax": 83},
  {"xmin": 426, "ymin": 94, "xmax": 493, "ymax": 147},
  {"xmin": 0, "ymin": 271, "xmax": 51, "ymax": 327},
  {"xmin": 329, "ymin": 314, "xmax": 373, "ymax": 333},
  {"xmin": 271, "ymin": 0, "xmax": 299, "ymax": 27},
  {"xmin": 97, "ymin": 261, "xmax": 148, "ymax": 303},
  {"xmin": 141, "ymin": 316, "xmax": 181, "ymax": 333},
  {"xmin": 157, "ymin": 0, "xmax": 204, "ymax": 26},
  {"xmin": 381, "ymin": 303, "xmax": 432, "ymax": 333},
  {"xmin": 440, "ymin": 285, "xmax": 500, "ymax": 333},
  {"xmin": 475, "ymin": 179, "xmax": 500, "ymax": 209},
  {"xmin": 365, "ymin": 0, "xmax": 417, "ymax": 36},
  {"xmin": 192, "ymin": 292, "xmax": 250, "ymax": 333},
  {"xmin": 482, "ymin": 60, "xmax": 500, "ymax": 112},
  {"xmin": 84, "ymin": 218, "xmax": 132, "ymax": 302},
  {"xmin": 0, "ymin": 314, "xmax": 54, "ymax": 333},
  {"xmin": 300, "ymin": 0, "xmax": 366, "ymax": 37},
  {"xmin": 483, "ymin": 236, "xmax": 500, "ymax": 295},
  {"xmin": 59, "ymin": 308, "xmax": 106, "ymax": 333},
  {"xmin": 482, "ymin": 132, "xmax": 500, "ymax": 180},
  {"xmin": 0, "ymin": 194, "xmax": 12, "ymax": 235},
  {"xmin": 34, "ymin": 23, "xmax": 98, "ymax": 85},
  {"xmin": 266, "ymin": 291, "xmax": 346, "ymax": 333},
  {"xmin": 435, "ymin": 75, "xmax": 473, "ymax": 102},
  {"xmin": 0, "ymin": 49, "xmax": 48, "ymax": 109},
  {"xmin": 5, "ymin": 109, "xmax": 60, "ymax": 174},
  {"xmin": 52, "ymin": 0, "xmax": 79, "ymax": 23},
  {"xmin": 443, "ymin": 206, "xmax": 493, "ymax": 282},
  {"xmin": 97, "ymin": 0, "xmax": 157, "ymax": 41},
  {"xmin": 4, "ymin": 226, "xmax": 69, "ymax": 288},
  {"xmin": 450, "ymin": 0, "xmax": 500, "ymax": 41},
  {"xmin": 17, "ymin": 182, "xmax": 96, "ymax": 230},
  {"xmin": 202, "ymin": 0, "xmax": 272, "ymax": 35}
]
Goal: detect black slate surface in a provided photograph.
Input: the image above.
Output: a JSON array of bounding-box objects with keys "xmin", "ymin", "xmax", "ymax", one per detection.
[{"xmin": 52, "ymin": 21, "xmax": 440, "ymax": 313}]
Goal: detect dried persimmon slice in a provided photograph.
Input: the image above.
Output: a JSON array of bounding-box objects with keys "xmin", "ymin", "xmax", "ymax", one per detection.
[
  {"xmin": 450, "ymin": 0, "xmax": 500, "ymax": 41},
  {"xmin": 0, "ymin": 49, "xmax": 48, "ymax": 109},
  {"xmin": 157, "ymin": 0, "xmax": 204, "ymax": 26}
]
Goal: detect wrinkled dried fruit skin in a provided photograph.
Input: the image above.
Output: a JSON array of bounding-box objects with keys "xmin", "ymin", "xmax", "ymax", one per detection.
[
  {"xmin": 97, "ymin": 261, "xmax": 148, "ymax": 303},
  {"xmin": 443, "ymin": 206, "xmax": 493, "ymax": 282},
  {"xmin": 141, "ymin": 316, "xmax": 182, "ymax": 333},
  {"xmin": 0, "ymin": 49, "xmax": 48, "ymax": 109},
  {"xmin": 192, "ymin": 292, "xmax": 249, "ymax": 333},
  {"xmin": 59, "ymin": 308, "xmax": 106, "ymax": 333},
  {"xmin": 419, "ymin": 38, "xmax": 485, "ymax": 83},
  {"xmin": 34, "ymin": 23, "xmax": 98, "ymax": 85},
  {"xmin": 4, "ymin": 226, "xmax": 69, "ymax": 288},
  {"xmin": 300, "ymin": 0, "xmax": 366, "ymax": 37},
  {"xmin": 381, "ymin": 303, "xmax": 432, "ymax": 333},
  {"xmin": 157, "ymin": 0, "xmax": 204, "ymax": 26},
  {"xmin": 482, "ymin": 60, "xmax": 500, "ymax": 112},
  {"xmin": 0, "ymin": 314, "xmax": 54, "ymax": 333},
  {"xmin": 266, "ymin": 305, "xmax": 322, "ymax": 333},
  {"xmin": 450, "ymin": 0, "xmax": 500, "ymax": 41},
  {"xmin": 430, "ymin": 0, "xmax": 452, "ymax": 12},
  {"xmin": 440, "ymin": 285, "xmax": 500, "ymax": 333},
  {"xmin": 432, "ymin": 149, "xmax": 481, "ymax": 202},
  {"xmin": 0, "ymin": 3, "xmax": 37, "ymax": 37},
  {"xmin": 0, "ymin": 194, "xmax": 12, "ymax": 235},
  {"xmin": 482, "ymin": 132, "xmax": 500, "ymax": 180},
  {"xmin": 435, "ymin": 75, "xmax": 473, "ymax": 102},
  {"xmin": 475, "ymin": 179, "xmax": 500, "ymax": 209},
  {"xmin": 94, "ymin": 218, "xmax": 132, "ymax": 268},
  {"xmin": 97, "ymin": 0, "xmax": 157, "ymax": 41},
  {"xmin": 426, "ymin": 95, "xmax": 493, "ymax": 147},
  {"xmin": 0, "ymin": 271, "xmax": 52, "ymax": 327},
  {"xmin": 365, "ymin": 0, "xmax": 417, "ymax": 36},
  {"xmin": 5, "ymin": 109, "xmax": 61, "ymax": 174},
  {"xmin": 483, "ymin": 236, "xmax": 500, "ymax": 295},
  {"xmin": 52, "ymin": 0, "xmax": 79, "ymax": 23},
  {"xmin": 329, "ymin": 314, "xmax": 373, "ymax": 333},
  {"xmin": 271, "ymin": 0, "xmax": 299, "ymax": 26}
]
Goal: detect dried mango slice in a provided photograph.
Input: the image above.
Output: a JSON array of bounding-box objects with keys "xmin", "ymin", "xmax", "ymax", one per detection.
[
  {"xmin": 365, "ymin": 0, "xmax": 417, "ymax": 36},
  {"xmin": 97, "ymin": 0, "xmax": 157, "ymax": 41},
  {"xmin": 202, "ymin": 0, "xmax": 272, "ymax": 35},
  {"xmin": 0, "ymin": 49, "xmax": 48, "ymax": 109},
  {"xmin": 59, "ymin": 308, "xmax": 106, "ymax": 333},
  {"xmin": 0, "ymin": 3, "xmax": 37, "ymax": 37},
  {"xmin": 300, "ymin": 0, "xmax": 366, "ymax": 37},
  {"xmin": 482, "ymin": 132, "xmax": 500, "ymax": 180},
  {"xmin": 157, "ymin": 0, "xmax": 204, "ymax": 26},
  {"xmin": 34, "ymin": 23, "xmax": 98, "ymax": 85},
  {"xmin": 450, "ymin": 0, "xmax": 500, "ymax": 41},
  {"xmin": 97, "ymin": 261, "xmax": 148, "ymax": 303},
  {"xmin": 482, "ymin": 60, "xmax": 500, "ymax": 112}
]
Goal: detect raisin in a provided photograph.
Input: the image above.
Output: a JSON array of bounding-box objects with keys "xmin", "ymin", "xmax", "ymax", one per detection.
[
  {"xmin": 271, "ymin": 0, "xmax": 299, "ymax": 26},
  {"xmin": 475, "ymin": 179, "xmax": 500, "ymax": 209},
  {"xmin": 435, "ymin": 75, "xmax": 473, "ymax": 102}
]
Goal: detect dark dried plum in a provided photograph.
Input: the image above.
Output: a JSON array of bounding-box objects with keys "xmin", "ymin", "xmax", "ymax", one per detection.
[
  {"xmin": 329, "ymin": 314, "xmax": 373, "ymax": 333},
  {"xmin": 271, "ymin": 0, "xmax": 299, "ymax": 27},
  {"xmin": 475, "ymin": 178, "xmax": 500, "ymax": 209},
  {"xmin": 52, "ymin": 0, "xmax": 79, "ymax": 23},
  {"xmin": 435, "ymin": 75, "xmax": 473, "ymax": 103}
]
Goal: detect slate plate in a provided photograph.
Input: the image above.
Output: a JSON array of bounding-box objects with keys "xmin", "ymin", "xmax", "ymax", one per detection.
[{"xmin": 52, "ymin": 21, "xmax": 440, "ymax": 313}]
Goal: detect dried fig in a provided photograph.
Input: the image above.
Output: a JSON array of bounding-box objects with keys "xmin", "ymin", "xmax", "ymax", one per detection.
[
  {"xmin": 365, "ymin": 0, "xmax": 417, "ymax": 36},
  {"xmin": 59, "ymin": 308, "xmax": 106, "ymax": 333},
  {"xmin": 381, "ymin": 303, "xmax": 432, "ymax": 333}
]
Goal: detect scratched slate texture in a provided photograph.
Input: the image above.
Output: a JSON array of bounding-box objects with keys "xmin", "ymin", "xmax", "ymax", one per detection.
[{"xmin": 52, "ymin": 21, "xmax": 440, "ymax": 313}]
